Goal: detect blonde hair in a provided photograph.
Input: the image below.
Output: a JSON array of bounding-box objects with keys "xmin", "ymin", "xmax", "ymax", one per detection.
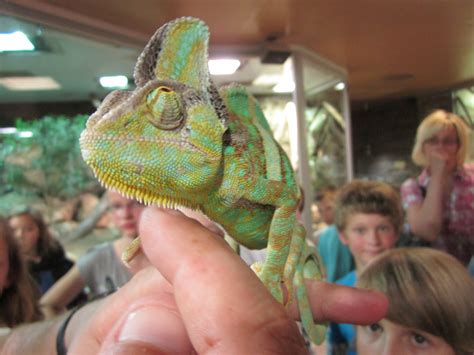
[
  {"xmin": 358, "ymin": 247, "xmax": 474, "ymax": 354},
  {"xmin": 0, "ymin": 217, "xmax": 43, "ymax": 327},
  {"xmin": 334, "ymin": 180, "xmax": 403, "ymax": 234},
  {"xmin": 411, "ymin": 110, "xmax": 470, "ymax": 167}
]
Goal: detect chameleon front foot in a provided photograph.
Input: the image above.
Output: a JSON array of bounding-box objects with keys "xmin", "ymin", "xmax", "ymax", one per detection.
[{"xmin": 122, "ymin": 236, "xmax": 142, "ymax": 267}]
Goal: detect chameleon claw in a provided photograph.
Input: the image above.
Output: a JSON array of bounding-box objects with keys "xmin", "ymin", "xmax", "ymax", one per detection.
[
  {"xmin": 250, "ymin": 261, "xmax": 264, "ymax": 274},
  {"xmin": 122, "ymin": 236, "xmax": 142, "ymax": 267},
  {"xmin": 251, "ymin": 262, "xmax": 292, "ymax": 306}
]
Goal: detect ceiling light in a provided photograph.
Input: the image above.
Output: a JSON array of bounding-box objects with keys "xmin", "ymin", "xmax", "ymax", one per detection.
[
  {"xmin": 273, "ymin": 80, "xmax": 295, "ymax": 93},
  {"xmin": 0, "ymin": 127, "xmax": 18, "ymax": 134},
  {"xmin": 0, "ymin": 76, "xmax": 60, "ymax": 91},
  {"xmin": 208, "ymin": 59, "xmax": 240, "ymax": 75},
  {"xmin": 253, "ymin": 74, "xmax": 282, "ymax": 87},
  {"xmin": 18, "ymin": 131, "xmax": 33, "ymax": 138},
  {"xmin": 334, "ymin": 82, "xmax": 345, "ymax": 91},
  {"xmin": 99, "ymin": 75, "xmax": 128, "ymax": 88},
  {"xmin": 0, "ymin": 31, "xmax": 35, "ymax": 52}
]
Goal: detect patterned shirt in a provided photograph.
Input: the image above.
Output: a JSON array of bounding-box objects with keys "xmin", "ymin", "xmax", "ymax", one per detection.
[{"xmin": 400, "ymin": 163, "xmax": 474, "ymax": 264}]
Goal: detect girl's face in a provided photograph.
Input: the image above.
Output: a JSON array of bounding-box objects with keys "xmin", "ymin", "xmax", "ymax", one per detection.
[
  {"xmin": 9, "ymin": 214, "xmax": 40, "ymax": 256},
  {"xmin": 357, "ymin": 319, "xmax": 455, "ymax": 355},
  {"xmin": 0, "ymin": 237, "xmax": 10, "ymax": 292},
  {"xmin": 108, "ymin": 192, "xmax": 145, "ymax": 238}
]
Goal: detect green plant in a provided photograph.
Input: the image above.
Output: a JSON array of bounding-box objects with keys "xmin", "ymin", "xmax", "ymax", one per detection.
[{"xmin": 0, "ymin": 115, "xmax": 100, "ymax": 199}]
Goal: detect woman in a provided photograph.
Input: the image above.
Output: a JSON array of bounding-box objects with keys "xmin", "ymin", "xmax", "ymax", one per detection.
[
  {"xmin": 0, "ymin": 217, "xmax": 42, "ymax": 329},
  {"xmin": 400, "ymin": 109, "xmax": 473, "ymax": 265}
]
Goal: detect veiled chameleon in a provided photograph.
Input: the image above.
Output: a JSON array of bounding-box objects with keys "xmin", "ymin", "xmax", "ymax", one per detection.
[{"xmin": 80, "ymin": 16, "xmax": 326, "ymax": 344}]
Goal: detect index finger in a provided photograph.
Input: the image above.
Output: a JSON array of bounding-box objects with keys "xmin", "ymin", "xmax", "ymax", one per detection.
[{"xmin": 140, "ymin": 208, "xmax": 308, "ymax": 354}]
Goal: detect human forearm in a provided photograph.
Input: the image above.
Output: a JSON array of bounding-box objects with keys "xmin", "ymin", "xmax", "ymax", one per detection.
[
  {"xmin": 408, "ymin": 175, "xmax": 445, "ymax": 240},
  {"xmin": 0, "ymin": 316, "xmax": 61, "ymax": 355},
  {"xmin": 40, "ymin": 266, "xmax": 86, "ymax": 319},
  {"xmin": 1, "ymin": 300, "xmax": 102, "ymax": 355}
]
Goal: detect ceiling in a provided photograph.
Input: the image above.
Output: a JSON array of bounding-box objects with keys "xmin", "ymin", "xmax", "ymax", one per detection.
[{"xmin": 1, "ymin": 0, "xmax": 474, "ymax": 105}]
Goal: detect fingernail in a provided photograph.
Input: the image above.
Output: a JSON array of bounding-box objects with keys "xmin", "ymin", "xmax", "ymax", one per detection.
[
  {"xmin": 116, "ymin": 307, "xmax": 189, "ymax": 353},
  {"xmin": 119, "ymin": 308, "xmax": 167, "ymax": 345},
  {"xmin": 158, "ymin": 207, "xmax": 183, "ymax": 216}
]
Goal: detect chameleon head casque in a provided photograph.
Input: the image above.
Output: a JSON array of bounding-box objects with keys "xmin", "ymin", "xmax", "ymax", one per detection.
[{"xmin": 80, "ymin": 17, "xmax": 227, "ymax": 208}]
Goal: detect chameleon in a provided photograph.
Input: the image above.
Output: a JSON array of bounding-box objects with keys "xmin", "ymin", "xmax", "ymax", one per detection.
[{"xmin": 80, "ymin": 16, "xmax": 326, "ymax": 344}]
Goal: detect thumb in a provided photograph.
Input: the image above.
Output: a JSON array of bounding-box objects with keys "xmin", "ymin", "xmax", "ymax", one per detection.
[
  {"xmin": 68, "ymin": 268, "xmax": 193, "ymax": 354},
  {"xmin": 99, "ymin": 304, "xmax": 192, "ymax": 354}
]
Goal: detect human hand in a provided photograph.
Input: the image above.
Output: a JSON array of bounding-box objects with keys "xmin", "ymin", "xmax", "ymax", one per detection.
[
  {"xmin": 427, "ymin": 150, "xmax": 456, "ymax": 178},
  {"xmin": 68, "ymin": 208, "xmax": 388, "ymax": 354}
]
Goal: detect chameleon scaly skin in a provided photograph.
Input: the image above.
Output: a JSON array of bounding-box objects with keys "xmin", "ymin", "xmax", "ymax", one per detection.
[{"xmin": 80, "ymin": 17, "xmax": 326, "ymax": 344}]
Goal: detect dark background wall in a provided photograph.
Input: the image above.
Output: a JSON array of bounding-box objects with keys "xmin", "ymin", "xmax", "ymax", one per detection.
[
  {"xmin": 351, "ymin": 91, "xmax": 453, "ymax": 187},
  {"xmin": 0, "ymin": 101, "xmax": 95, "ymax": 127}
]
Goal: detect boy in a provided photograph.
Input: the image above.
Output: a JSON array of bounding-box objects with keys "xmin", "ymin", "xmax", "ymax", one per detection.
[
  {"xmin": 328, "ymin": 180, "xmax": 403, "ymax": 355},
  {"xmin": 356, "ymin": 247, "xmax": 474, "ymax": 355}
]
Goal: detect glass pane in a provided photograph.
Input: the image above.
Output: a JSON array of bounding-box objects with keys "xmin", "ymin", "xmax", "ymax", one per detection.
[
  {"xmin": 299, "ymin": 53, "xmax": 348, "ymax": 192},
  {"xmin": 305, "ymin": 92, "xmax": 347, "ymax": 191},
  {"xmin": 452, "ymin": 86, "xmax": 474, "ymax": 162}
]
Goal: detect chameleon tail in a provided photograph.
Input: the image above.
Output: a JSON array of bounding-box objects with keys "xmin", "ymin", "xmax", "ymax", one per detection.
[{"xmin": 295, "ymin": 241, "xmax": 327, "ymax": 345}]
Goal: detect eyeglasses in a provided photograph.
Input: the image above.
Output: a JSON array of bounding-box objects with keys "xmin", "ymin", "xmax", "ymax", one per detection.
[
  {"xmin": 424, "ymin": 137, "xmax": 458, "ymax": 147},
  {"xmin": 109, "ymin": 201, "xmax": 144, "ymax": 211}
]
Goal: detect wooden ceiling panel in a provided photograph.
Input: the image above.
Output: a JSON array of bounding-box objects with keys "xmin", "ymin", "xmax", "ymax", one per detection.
[{"xmin": 2, "ymin": 0, "xmax": 473, "ymax": 100}]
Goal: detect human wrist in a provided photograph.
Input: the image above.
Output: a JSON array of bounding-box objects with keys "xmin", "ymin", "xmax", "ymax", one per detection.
[
  {"xmin": 56, "ymin": 305, "xmax": 82, "ymax": 355},
  {"xmin": 1, "ymin": 318, "xmax": 58, "ymax": 354},
  {"xmin": 62, "ymin": 298, "xmax": 105, "ymax": 352}
]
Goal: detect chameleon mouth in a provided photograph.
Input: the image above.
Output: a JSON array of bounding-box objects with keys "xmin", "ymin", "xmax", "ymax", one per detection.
[{"xmin": 93, "ymin": 168, "xmax": 196, "ymax": 210}]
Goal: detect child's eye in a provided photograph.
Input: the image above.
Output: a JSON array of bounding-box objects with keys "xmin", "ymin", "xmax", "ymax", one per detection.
[
  {"xmin": 354, "ymin": 227, "xmax": 366, "ymax": 235},
  {"xmin": 411, "ymin": 332, "xmax": 429, "ymax": 347},
  {"xmin": 368, "ymin": 323, "xmax": 382, "ymax": 333},
  {"xmin": 377, "ymin": 224, "xmax": 392, "ymax": 233}
]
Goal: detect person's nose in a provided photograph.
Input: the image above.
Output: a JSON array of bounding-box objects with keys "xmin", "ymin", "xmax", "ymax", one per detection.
[
  {"xmin": 15, "ymin": 229, "xmax": 25, "ymax": 240},
  {"xmin": 380, "ymin": 336, "xmax": 405, "ymax": 355},
  {"xmin": 365, "ymin": 229, "xmax": 380, "ymax": 245},
  {"xmin": 118, "ymin": 207, "xmax": 137, "ymax": 221}
]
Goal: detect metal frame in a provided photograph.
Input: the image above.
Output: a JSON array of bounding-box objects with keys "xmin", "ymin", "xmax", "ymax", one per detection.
[{"xmin": 291, "ymin": 47, "xmax": 352, "ymax": 237}]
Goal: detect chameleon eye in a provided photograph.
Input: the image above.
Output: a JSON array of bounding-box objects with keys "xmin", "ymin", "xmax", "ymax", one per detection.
[{"xmin": 146, "ymin": 86, "xmax": 184, "ymax": 130}]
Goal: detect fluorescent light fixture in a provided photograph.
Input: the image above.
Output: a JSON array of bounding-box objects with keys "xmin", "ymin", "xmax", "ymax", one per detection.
[
  {"xmin": 273, "ymin": 80, "xmax": 295, "ymax": 93},
  {"xmin": 0, "ymin": 127, "xmax": 18, "ymax": 134},
  {"xmin": 0, "ymin": 31, "xmax": 35, "ymax": 52},
  {"xmin": 0, "ymin": 76, "xmax": 60, "ymax": 91},
  {"xmin": 252, "ymin": 74, "xmax": 282, "ymax": 86},
  {"xmin": 99, "ymin": 75, "xmax": 128, "ymax": 88},
  {"xmin": 18, "ymin": 131, "xmax": 33, "ymax": 138},
  {"xmin": 334, "ymin": 82, "xmax": 345, "ymax": 91},
  {"xmin": 0, "ymin": 128, "xmax": 33, "ymax": 138},
  {"xmin": 208, "ymin": 59, "xmax": 240, "ymax": 75}
]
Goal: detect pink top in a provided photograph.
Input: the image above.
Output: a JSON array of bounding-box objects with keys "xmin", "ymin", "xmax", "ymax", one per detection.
[{"xmin": 400, "ymin": 163, "xmax": 474, "ymax": 265}]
